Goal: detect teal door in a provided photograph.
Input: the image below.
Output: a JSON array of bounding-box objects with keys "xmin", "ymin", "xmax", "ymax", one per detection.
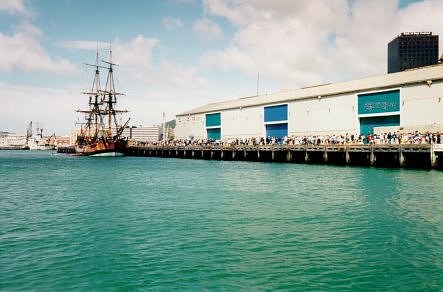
[
  {"xmin": 207, "ymin": 128, "xmax": 221, "ymax": 140},
  {"xmin": 360, "ymin": 115, "xmax": 400, "ymax": 136}
]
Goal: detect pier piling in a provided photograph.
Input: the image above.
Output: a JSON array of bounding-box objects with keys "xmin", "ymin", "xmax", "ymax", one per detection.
[{"xmin": 74, "ymin": 143, "xmax": 442, "ymax": 170}]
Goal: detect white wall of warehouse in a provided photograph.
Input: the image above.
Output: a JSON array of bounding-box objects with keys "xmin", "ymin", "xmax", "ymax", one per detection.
[
  {"xmin": 221, "ymin": 107, "xmax": 264, "ymax": 139},
  {"xmin": 175, "ymin": 114, "xmax": 206, "ymax": 140},
  {"xmin": 288, "ymin": 93, "xmax": 358, "ymax": 136},
  {"xmin": 175, "ymin": 80, "xmax": 443, "ymax": 140},
  {"xmin": 400, "ymin": 80, "xmax": 443, "ymax": 130}
]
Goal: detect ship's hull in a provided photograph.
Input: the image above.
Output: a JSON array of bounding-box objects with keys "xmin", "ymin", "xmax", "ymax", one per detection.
[
  {"xmin": 90, "ymin": 151, "xmax": 125, "ymax": 157},
  {"xmin": 74, "ymin": 140, "xmax": 126, "ymax": 157},
  {"xmin": 29, "ymin": 145, "xmax": 56, "ymax": 150}
]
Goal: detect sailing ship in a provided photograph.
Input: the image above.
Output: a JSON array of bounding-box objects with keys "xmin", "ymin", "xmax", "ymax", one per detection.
[{"xmin": 74, "ymin": 50, "xmax": 130, "ymax": 157}]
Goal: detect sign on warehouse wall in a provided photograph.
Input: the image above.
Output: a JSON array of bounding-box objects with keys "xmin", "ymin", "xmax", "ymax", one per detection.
[{"xmin": 358, "ymin": 90, "xmax": 400, "ymax": 115}]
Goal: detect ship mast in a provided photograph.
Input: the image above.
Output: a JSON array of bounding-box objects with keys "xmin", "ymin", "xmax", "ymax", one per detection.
[
  {"xmin": 102, "ymin": 48, "xmax": 127, "ymax": 138},
  {"xmin": 104, "ymin": 49, "xmax": 115, "ymax": 136},
  {"xmin": 77, "ymin": 48, "xmax": 106, "ymax": 139},
  {"xmin": 26, "ymin": 121, "xmax": 32, "ymax": 143},
  {"xmin": 92, "ymin": 49, "xmax": 101, "ymax": 138}
]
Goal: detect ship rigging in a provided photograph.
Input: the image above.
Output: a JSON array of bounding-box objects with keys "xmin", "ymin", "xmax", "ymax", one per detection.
[{"xmin": 74, "ymin": 49, "xmax": 130, "ymax": 156}]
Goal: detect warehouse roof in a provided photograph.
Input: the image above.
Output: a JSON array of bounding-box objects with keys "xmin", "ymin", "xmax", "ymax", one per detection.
[{"xmin": 177, "ymin": 63, "xmax": 443, "ymax": 116}]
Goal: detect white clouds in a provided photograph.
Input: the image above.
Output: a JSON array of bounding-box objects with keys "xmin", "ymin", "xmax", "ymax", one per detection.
[
  {"xmin": 0, "ymin": 3, "xmax": 77, "ymax": 74},
  {"xmin": 15, "ymin": 20, "xmax": 44, "ymax": 37},
  {"xmin": 114, "ymin": 35, "xmax": 159, "ymax": 64},
  {"xmin": 60, "ymin": 40, "xmax": 110, "ymax": 50},
  {"xmin": 62, "ymin": 35, "xmax": 162, "ymax": 88},
  {"xmin": 0, "ymin": 26, "xmax": 77, "ymax": 74},
  {"xmin": 2, "ymin": 0, "xmax": 443, "ymax": 133},
  {"xmin": 201, "ymin": 0, "xmax": 443, "ymax": 88},
  {"xmin": 397, "ymin": 0, "xmax": 443, "ymax": 38},
  {"xmin": 112, "ymin": 35, "xmax": 159, "ymax": 81},
  {"xmin": 159, "ymin": 60, "xmax": 208, "ymax": 88},
  {"xmin": 200, "ymin": 0, "xmax": 347, "ymax": 86},
  {"xmin": 193, "ymin": 18, "xmax": 223, "ymax": 41},
  {"xmin": 163, "ymin": 17, "xmax": 184, "ymax": 30},
  {"xmin": 200, "ymin": 46, "xmax": 254, "ymax": 72},
  {"xmin": 107, "ymin": 35, "xmax": 208, "ymax": 90},
  {"xmin": 201, "ymin": 0, "xmax": 350, "ymax": 85},
  {"xmin": 203, "ymin": 0, "xmax": 257, "ymax": 27},
  {"xmin": 0, "ymin": 0, "xmax": 28, "ymax": 15},
  {"xmin": 0, "ymin": 82, "xmax": 80, "ymax": 135}
]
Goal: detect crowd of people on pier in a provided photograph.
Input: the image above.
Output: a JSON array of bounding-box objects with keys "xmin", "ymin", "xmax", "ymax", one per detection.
[{"xmin": 138, "ymin": 131, "xmax": 442, "ymax": 147}]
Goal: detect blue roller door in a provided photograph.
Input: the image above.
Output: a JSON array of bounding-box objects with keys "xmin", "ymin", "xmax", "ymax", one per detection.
[
  {"xmin": 266, "ymin": 123, "xmax": 288, "ymax": 139},
  {"xmin": 264, "ymin": 104, "xmax": 288, "ymax": 122}
]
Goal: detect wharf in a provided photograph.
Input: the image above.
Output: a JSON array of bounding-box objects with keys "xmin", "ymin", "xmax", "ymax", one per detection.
[
  {"xmin": 125, "ymin": 144, "xmax": 443, "ymax": 170},
  {"xmin": 56, "ymin": 146, "xmax": 76, "ymax": 153}
]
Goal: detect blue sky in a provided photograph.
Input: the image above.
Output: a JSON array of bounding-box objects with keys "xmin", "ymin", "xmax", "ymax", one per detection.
[{"xmin": 1, "ymin": 0, "xmax": 442, "ymax": 135}]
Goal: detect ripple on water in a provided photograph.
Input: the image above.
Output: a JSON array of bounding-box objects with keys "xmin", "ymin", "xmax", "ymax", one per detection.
[{"xmin": 1, "ymin": 153, "xmax": 443, "ymax": 290}]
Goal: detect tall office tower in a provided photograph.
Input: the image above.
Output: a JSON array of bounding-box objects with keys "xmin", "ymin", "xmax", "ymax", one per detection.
[{"xmin": 388, "ymin": 32, "xmax": 439, "ymax": 73}]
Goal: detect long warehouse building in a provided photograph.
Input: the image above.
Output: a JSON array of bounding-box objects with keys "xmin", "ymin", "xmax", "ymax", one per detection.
[{"xmin": 175, "ymin": 64, "xmax": 443, "ymax": 141}]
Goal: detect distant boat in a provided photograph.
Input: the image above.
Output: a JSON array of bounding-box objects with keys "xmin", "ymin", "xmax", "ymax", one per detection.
[
  {"xmin": 26, "ymin": 121, "xmax": 56, "ymax": 150},
  {"xmin": 74, "ymin": 50, "xmax": 130, "ymax": 157}
]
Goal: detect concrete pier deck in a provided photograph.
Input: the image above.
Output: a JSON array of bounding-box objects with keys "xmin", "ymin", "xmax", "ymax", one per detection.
[{"xmin": 124, "ymin": 144, "xmax": 443, "ymax": 170}]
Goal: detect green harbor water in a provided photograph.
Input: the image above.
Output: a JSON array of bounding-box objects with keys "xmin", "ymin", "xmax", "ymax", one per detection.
[{"xmin": 1, "ymin": 150, "xmax": 443, "ymax": 290}]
